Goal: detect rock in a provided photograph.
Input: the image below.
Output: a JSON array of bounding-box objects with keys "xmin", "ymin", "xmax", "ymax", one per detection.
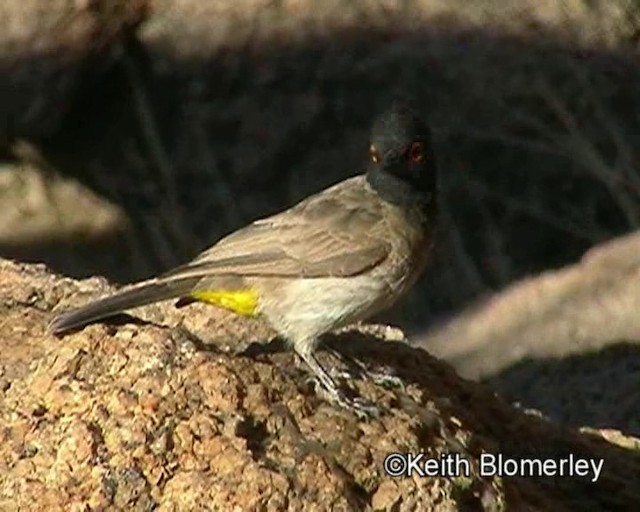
[
  {"xmin": 0, "ymin": 0, "xmax": 148, "ymax": 139},
  {"xmin": 0, "ymin": 258, "xmax": 639, "ymax": 510},
  {"xmin": 419, "ymin": 230, "xmax": 640, "ymax": 434}
]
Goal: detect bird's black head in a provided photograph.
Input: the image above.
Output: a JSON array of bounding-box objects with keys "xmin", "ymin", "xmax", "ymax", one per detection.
[{"xmin": 366, "ymin": 101, "xmax": 436, "ymax": 207}]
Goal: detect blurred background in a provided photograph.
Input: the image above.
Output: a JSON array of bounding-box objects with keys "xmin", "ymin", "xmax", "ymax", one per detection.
[{"xmin": 3, "ymin": 0, "xmax": 640, "ymax": 432}]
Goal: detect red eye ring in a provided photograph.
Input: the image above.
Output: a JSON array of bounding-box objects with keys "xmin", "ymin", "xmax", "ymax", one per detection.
[{"xmin": 408, "ymin": 142, "xmax": 424, "ymax": 163}]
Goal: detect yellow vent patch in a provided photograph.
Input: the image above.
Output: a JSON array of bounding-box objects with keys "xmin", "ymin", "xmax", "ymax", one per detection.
[{"xmin": 189, "ymin": 288, "xmax": 259, "ymax": 317}]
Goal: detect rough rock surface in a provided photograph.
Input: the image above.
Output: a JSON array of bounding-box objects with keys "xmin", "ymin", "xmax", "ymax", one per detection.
[{"xmin": 1, "ymin": 259, "xmax": 640, "ymax": 510}]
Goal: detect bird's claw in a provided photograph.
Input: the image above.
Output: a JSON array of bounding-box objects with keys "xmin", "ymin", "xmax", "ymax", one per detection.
[
  {"xmin": 305, "ymin": 375, "xmax": 381, "ymax": 418},
  {"xmin": 325, "ymin": 349, "xmax": 405, "ymax": 390}
]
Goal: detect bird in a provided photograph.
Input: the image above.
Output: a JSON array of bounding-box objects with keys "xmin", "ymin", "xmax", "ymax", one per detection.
[{"xmin": 48, "ymin": 101, "xmax": 438, "ymax": 416}]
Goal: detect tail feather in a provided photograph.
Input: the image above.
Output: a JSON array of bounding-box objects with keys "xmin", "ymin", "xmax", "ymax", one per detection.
[{"xmin": 48, "ymin": 277, "xmax": 199, "ymax": 335}]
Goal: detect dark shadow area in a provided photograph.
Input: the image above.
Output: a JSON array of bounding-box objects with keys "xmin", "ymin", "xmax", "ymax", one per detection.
[
  {"xmin": 485, "ymin": 341, "xmax": 640, "ymax": 436},
  {"xmin": 2, "ymin": 20, "xmax": 640, "ymax": 333}
]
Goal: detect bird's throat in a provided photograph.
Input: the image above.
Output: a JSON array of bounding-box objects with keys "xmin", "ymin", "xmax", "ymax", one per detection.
[{"xmin": 366, "ymin": 169, "xmax": 434, "ymax": 212}]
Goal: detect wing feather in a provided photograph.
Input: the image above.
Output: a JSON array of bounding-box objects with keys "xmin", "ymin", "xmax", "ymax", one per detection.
[{"xmin": 163, "ymin": 176, "xmax": 390, "ymax": 280}]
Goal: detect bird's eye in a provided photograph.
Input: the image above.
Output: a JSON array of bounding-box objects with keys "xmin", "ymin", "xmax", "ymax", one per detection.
[
  {"xmin": 369, "ymin": 145, "xmax": 381, "ymax": 163},
  {"xmin": 407, "ymin": 142, "xmax": 424, "ymax": 163}
]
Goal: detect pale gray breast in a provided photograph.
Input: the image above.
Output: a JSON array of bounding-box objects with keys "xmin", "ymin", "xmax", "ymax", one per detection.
[{"xmin": 255, "ymin": 273, "xmax": 392, "ymax": 343}]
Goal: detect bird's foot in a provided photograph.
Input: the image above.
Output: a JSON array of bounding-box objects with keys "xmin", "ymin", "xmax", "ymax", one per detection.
[
  {"xmin": 332, "ymin": 393, "xmax": 381, "ymax": 419},
  {"xmin": 362, "ymin": 369, "xmax": 405, "ymax": 389},
  {"xmin": 296, "ymin": 348, "xmax": 382, "ymax": 418},
  {"xmin": 307, "ymin": 376, "xmax": 381, "ymax": 419},
  {"xmin": 326, "ymin": 348, "xmax": 405, "ymax": 390}
]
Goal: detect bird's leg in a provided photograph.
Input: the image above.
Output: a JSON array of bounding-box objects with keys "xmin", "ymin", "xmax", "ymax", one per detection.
[
  {"xmin": 324, "ymin": 346, "xmax": 405, "ymax": 390},
  {"xmin": 294, "ymin": 344, "xmax": 381, "ymax": 418}
]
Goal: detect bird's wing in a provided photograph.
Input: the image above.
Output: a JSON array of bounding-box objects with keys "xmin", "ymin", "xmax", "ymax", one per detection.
[{"xmin": 163, "ymin": 176, "xmax": 391, "ymax": 280}]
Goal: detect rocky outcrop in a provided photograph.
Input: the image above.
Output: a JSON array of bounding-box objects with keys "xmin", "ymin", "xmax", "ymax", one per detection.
[{"xmin": 1, "ymin": 259, "xmax": 639, "ymax": 510}]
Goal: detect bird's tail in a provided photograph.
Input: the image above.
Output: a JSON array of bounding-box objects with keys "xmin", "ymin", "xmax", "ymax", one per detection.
[{"xmin": 48, "ymin": 276, "xmax": 200, "ymax": 335}]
